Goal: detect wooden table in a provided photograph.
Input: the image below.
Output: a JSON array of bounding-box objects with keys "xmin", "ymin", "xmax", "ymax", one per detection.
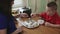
[
  {"xmin": 15, "ymin": 15, "xmax": 60, "ymax": 34},
  {"xmin": 22, "ymin": 25, "xmax": 60, "ymax": 34}
]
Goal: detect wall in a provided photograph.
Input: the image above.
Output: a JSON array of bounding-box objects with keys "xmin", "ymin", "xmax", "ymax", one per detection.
[
  {"xmin": 12, "ymin": 0, "xmax": 60, "ymax": 15},
  {"xmin": 39, "ymin": 0, "xmax": 47, "ymax": 13},
  {"xmin": 28, "ymin": 0, "xmax": 60, "ymax": 15},
  {"xmin": 28, "ymin": 0, "xmax": 47, "ymax": 13},
  {"xmin": 28, "ymin": 0, "xmax": 36, "ymax": 13},
  {"xmin": 12, "ymin": 0, "xmax": 24, "ymax": 8},
  {"xmin": 57, "ymin": 0, "xmax": 60, "ymax": 15}
]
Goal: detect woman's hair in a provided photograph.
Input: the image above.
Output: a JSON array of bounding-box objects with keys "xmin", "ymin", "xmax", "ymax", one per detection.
[{"xmin": 0, "ymin": 0, "xmax": 14, "ymax": 19}]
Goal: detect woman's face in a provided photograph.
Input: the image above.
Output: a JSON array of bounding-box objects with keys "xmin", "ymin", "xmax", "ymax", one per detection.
[{"xmin": 46, "ymin": 6, "xmax": 56, "ymax": 16}]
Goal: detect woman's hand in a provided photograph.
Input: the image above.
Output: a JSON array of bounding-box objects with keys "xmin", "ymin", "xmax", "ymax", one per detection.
[
  {"xmin": 12, "ymin": 26, "xmax": 23, "ymax": 34},
  {"xmin": 16, "ymin": 26, "xmax": 23, "ymax": 33}
]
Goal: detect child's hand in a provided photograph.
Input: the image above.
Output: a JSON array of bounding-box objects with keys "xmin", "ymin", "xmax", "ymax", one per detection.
[
  {"xmin": 31, "ymin": 13, "xmax": 37, "ymax": 18},
  {"xmin": 45, "ymin": 22, "xmax": 51, "ymax": 26},
  {"xmin": 45, "ymin": 22, "xmax": 60, "ymax": 28}
]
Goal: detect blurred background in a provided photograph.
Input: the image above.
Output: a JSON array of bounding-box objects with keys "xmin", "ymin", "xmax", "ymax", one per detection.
[{"xmin": 12, "ymin": 0, "xmax": 60, "ymax": 15}]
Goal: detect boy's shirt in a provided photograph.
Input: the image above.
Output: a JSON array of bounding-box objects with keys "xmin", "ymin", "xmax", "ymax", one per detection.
[{"xmin": 39, "ymin": 12, "xmax": 60, "ymax": 24}]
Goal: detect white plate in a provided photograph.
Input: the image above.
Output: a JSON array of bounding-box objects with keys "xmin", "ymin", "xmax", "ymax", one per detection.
[
  {"xmin": 22, "ymin": 20, "xmax": 40, "ymax": 28},
  {"xmin": 16, "ymin": 18, "xmax": 42, "ymax": 28},
  {"xmin": 38, "ymin": 20, "xmax": 44, "ymax": 24}
]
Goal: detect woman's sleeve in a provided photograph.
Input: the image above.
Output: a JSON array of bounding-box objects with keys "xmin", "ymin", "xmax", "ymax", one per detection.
[{"xmin": 0, "ymin": 15, "xmax": 7, "ymax": 29}]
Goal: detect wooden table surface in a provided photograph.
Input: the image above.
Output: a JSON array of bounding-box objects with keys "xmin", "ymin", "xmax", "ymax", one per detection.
[
  {"xmin": 15, "ymin": 15, "xmax": 60, "ymax": 34},
  {"xmin": 22, "ymin": 25, "xmax": 60, "ymax": 34}
]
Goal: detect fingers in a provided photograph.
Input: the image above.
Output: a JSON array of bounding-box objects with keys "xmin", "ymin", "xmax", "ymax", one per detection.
[
  {"xmin": 45, "ymin": 22, "xmax": 51, "ymax": 26},
  {"xmin": 31, "ymin": 14, "xmax": 37, "ymax": 18}
]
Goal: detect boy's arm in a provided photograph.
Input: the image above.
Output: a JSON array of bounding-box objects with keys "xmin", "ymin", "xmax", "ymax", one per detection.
[{"xmin": 45, "ymin": 22, "xmax": 60, "ymax": 28}]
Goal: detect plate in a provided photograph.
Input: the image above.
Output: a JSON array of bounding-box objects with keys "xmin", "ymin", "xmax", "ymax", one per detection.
[
  {"xmin": 16, "ymin": 18, "xmax": 44, "ymax": 28},
  {"xmin": 38, "ymin": 20, "xmax": 44, "ymax": 24}
]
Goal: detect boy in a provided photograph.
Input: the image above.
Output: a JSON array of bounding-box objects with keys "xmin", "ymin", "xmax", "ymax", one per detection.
[
  {"xmin": 40, "ymin": 2, "xmax": 60, "ymax": 28},
  {"xmin": 32, "ymin": 2, "xmax": 60, "ymax": 28}
]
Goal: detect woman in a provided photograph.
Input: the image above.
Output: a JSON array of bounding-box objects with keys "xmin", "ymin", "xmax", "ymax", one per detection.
[{"xmin": 0, "ymin": 0, "xmax": 22, "ymax": 34}]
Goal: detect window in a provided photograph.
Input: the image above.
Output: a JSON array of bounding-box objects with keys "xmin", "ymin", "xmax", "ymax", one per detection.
[{"xmin": 12, "ymin": 0, "xmax": 24, "ymax": 9}]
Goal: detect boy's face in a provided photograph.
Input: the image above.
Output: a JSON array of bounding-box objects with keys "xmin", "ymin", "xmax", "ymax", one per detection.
[{"xmin": 46, "ymin": 6, "xmax": 56, "ymax": 16}]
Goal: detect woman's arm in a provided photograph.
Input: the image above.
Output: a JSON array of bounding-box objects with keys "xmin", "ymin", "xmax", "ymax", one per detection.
[
  {"xmin": 11, "ymin": 16, "xmax": 23, "ymax": 34},
  {"xmin": 0, "ymin": 26, "xmax": 22, "ymax": 34},
  {"xmin": 45, "ymin": 22, "xmax": 60, "ymax": 28},
  {"xmin": 11, "ymin": 26, "xmax": 22, "ymax": 34},
  {"xmin": 0, "ymin": 29, "xmax": 7, "ymax": 34}
]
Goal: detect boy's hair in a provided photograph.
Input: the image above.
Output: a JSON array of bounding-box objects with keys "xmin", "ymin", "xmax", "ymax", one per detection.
[{"xmin": 47, "ymin": 2, "xmax": 57, "ymax": 7}]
